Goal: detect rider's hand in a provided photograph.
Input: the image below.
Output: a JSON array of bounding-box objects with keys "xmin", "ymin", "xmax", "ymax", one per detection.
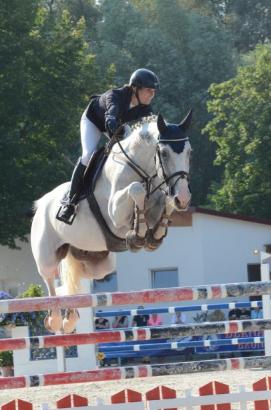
[{"xmin": 106, "ymin": 117, "xmax": 118, "ymax": 137}]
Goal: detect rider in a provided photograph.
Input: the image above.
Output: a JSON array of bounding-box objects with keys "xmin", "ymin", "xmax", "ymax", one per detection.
[{"xmin": 57, "ymin": 68, "xmax": 159, "ymax": 224}]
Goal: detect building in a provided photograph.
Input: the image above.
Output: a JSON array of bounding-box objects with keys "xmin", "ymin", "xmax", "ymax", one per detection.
[{"xmin": 1, "ymin": 207, "xmax": 270, "ymax": 297}]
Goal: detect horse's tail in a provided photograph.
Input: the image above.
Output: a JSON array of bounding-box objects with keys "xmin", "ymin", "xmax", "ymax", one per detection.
[{"xmin": 59, "ymin": 250, "xmax": 83, "ymax": 296}]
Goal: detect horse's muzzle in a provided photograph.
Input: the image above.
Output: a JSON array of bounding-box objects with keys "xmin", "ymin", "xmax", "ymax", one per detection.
[{"xmin": 174, "ymin": 195, "xmax": 191, "ymax": 211}]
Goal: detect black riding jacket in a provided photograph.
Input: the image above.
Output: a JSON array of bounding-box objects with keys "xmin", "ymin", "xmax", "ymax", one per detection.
[{"xmin": 86, "ymin": 85, "xmax": 152, "ymax": 132}]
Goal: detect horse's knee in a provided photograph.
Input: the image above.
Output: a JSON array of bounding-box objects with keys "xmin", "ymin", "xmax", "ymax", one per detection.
[{"xmin": 128, "ymin": 182, "xmax": 146, "ymax": 204}]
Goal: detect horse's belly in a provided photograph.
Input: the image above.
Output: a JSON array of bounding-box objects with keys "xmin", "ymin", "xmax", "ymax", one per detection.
[{"xmin": 54, "ymin": 199, "xmax": 108, "ymax": 251}]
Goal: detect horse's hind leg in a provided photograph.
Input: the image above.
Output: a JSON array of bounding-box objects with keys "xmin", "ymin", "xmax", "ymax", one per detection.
[{"xmin": 43, "ymin": 272, "xmax": 63, "ymax": 333}]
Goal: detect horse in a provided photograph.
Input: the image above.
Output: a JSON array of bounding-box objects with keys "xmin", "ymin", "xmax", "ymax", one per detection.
[{"xmin": 31, "ymin": 112, "xmax": 192, "ymax": 333}]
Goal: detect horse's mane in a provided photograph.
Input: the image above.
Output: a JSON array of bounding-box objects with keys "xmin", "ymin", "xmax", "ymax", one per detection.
[
  {"xmin": 126, "ymin": 115, "xmax": 158, "ymax": 144},
  {"xmin": 129, "ymin": 115, "xmax": 157, "ymax": 131}
]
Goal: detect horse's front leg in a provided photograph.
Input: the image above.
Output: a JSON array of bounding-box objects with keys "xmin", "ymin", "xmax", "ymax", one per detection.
[
  {"xmin": 43, "ymin": 274, "xmax": 63, "ymax": 333},
  {"xmin": 109, "ymin": 181, "xmax": 148, "ymax": 251},
  {"xmin": 126, "ymin": 181, "xmax": 149, "ymax": 251},
  {"xmin": 145, "ymin": 196, "xmax": 174, "ymax": 251}
]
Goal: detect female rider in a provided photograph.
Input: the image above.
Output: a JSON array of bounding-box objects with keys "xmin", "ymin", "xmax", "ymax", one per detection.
[{"xmin": 57, "ymin": 68, "xmax": 159, "ymax": 224}]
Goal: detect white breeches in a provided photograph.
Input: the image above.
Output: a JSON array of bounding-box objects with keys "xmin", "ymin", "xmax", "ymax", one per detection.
[{"xmin": 80, "ymin": 110, "xmax": 102, "ymax": 166}]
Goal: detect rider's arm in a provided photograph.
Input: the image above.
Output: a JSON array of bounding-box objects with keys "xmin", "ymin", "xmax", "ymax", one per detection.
[{"xmin": 104, "ymin": 90, "xmax": 121, "ymax": 136}]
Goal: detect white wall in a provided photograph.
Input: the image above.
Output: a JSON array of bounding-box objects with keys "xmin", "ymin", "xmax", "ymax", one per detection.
[
  {"xmin": 195, "ymin": 213, "xmax": 271, "ymax": 285},
  {"xmin": 116, "ymin": 212, "xmax": 269, "ymax": 291},
  {"xmin": 1, "ymin": 212, "xmax": 269, "ymax": 296},
  {"xmin": 0, "ymin": 238, "xmax": 44, "ymax": 296}
]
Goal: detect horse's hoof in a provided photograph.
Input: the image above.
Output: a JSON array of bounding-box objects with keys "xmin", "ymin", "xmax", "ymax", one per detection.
[
  {"xmin": 126, "ymin": 230, "xmax": 145, "ymax": 252},
  {"xmin": 62, "ymin": 309, "xmax": 79, "ymax": 334},
  {"xmin": 144, "ymin": 230, "xmax": 163, "ymax": 252},
  {"xmin": 44, "ymin": 311, "xmax": 62, "ymax": 333}
]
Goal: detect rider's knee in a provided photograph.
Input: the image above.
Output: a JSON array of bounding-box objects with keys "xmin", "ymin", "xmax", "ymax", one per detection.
[{"xmin": 81, "ymin": 153, "xmax": 92, "ymax": 166}]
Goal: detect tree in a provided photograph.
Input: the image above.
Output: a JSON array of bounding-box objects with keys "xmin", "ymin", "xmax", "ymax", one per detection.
[
  {"xmin": 0, "ymin": 1, "xmax": 105, "ymax": 247},
  {"xmin": 181, "ymin": 0, "xmax": 271, "ymax": 53},
  {"xmin": 96, "ymin": 0, "xmax": 236, "ymax": 205},
  {"xmin": 204, "ymin": 45, "xmax": 271, "ymax": 218}
]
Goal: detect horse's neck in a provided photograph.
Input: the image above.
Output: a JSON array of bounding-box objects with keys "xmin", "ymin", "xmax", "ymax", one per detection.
[{"xmin": 92, "ymin": 125, "xmax": 164, "ymax": 237}]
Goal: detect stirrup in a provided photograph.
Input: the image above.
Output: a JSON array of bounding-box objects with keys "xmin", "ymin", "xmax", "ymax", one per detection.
[{"xmin": 56, "ymin": 204, "xmax": 78, "ymax": 225}]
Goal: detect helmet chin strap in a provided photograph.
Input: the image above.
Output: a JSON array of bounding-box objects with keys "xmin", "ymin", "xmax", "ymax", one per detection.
[
  {"xmin": 135, "ymin": 88, "xmax": 142, "ymax": 105},
  {"xmin": 134, "ymin": 87, "xmax": 148, "ymax": 107}
]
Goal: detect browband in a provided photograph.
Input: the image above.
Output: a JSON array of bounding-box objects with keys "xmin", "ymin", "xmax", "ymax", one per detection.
[{"xmin": 158, "ymin": 137, "xmax": 189, "ymax": 143}]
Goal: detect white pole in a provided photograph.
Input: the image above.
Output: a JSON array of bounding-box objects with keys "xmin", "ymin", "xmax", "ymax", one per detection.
[
  {"xmin": 261, "ymin": 251, "xmax": 271, "ymax": 356},
  {"xmin": 55, "ymin": 275, "xmax": 66, "ymax": 373},
  {"xmin": 77, "ymin": 278, "xmax": 96, "ymax": 370},
  {"xmin": 56, "ymin": 333, "xmax": 66, "ymax": 372}
]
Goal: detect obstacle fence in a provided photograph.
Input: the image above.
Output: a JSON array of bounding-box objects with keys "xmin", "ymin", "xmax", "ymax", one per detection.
[
  {"xmin": 0, "ymin": 280, "xmax": 270, "ymax": 313},
  {"xmin": 2, "ymin": 380, "xmax": 271, "ymax": 410},
  {"xmin": 0, "ymin": 319, "xmax": 269, "ymax": 352},
  {"xmin": 98, "ymin": 336, "xmax": 265, "ymax": 353},
  {"xmin": 95, "ymin": 300, "xmax": 263, "ymax": 318},
  {"xmin": 1, "ymin": 276, "xmax": 271, "ymax": 410},
  {"xmin": 0, "ymin": 355, "xmax": 271, "ymax": 390}
]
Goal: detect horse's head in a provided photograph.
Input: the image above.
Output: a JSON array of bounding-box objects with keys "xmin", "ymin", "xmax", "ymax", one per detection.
[{"xmin": 156, "ymin": 111, "xmax": 192, "ymax": 211}]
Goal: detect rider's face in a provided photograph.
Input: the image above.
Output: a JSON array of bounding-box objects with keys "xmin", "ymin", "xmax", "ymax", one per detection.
[{"xmin": 138, "ymin": 87, "xmax": 156, "ymax": 105}]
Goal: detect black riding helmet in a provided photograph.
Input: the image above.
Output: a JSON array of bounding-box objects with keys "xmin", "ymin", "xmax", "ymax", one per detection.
[{"xmin": 129, "ymin": 68, "xmax": 159, "ymax": 89}]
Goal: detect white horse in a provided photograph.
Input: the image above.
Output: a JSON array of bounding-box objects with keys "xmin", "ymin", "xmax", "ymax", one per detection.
[{"xmin": 31, "ymin": 113, "xmax": 192, "ymax": 333}]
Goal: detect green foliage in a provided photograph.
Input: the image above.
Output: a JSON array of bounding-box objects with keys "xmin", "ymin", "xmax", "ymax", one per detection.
[
  {"xmin": 204, "ymin": 44, "xmax": 271, "ymax": 218},
  {"xmin": 15, "ymin": 284, "xmax": 46, "ymax": 327},
  {"xmin": 0, "ymin": 351, "xmax": 13, "ymax": 367},
  {"xmin": 19, "ymin": 284, "xmax": 44, "ymax": 298},
  {"xmin": 0, "ymin": 0, "xmax": 107, "ymax": 247},
  {"xmin": 2, "ymin": 0, "xmax": 271, "ymax": 248},
  {"xmin": 224, "ymin": 0, "xmax": 271, "ymax": 53},
  {"xmin": 96, "ymin": 0, "xmax": 236, "ymax": 204},
  {"xmin": 182, "ymin": 0, "xmax": 271, "ymax": 53}
]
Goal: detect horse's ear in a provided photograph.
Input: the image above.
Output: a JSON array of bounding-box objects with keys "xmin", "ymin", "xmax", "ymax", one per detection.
[
  {"xmin": 157, "ymin": 113, "xmax": 167, "ymax": 134},
  {"xmin": 179, "ymin": 109, "xmax": 192, "ymax": 131}
]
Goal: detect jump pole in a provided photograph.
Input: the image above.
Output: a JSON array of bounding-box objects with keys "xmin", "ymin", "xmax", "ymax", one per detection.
[
  {"xmin": 1, "ymin": 281, "xmax": 271, "ymax": 313},
  {"xmin": 0, "ymin": 355, "xmax": 270, "ymax": 390},
  {"xmin": 261, "ymin": 251, "xmax": 271, "ymax": 356},
  {"xmin": 1, "ymin": 319, "xmax": 271, "ymax": 351}
]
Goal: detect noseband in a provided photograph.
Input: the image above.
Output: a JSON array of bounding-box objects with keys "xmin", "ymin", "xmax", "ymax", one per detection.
[{"xmin": 111, "ymin": 132, "xmax": 190, "ymax": 198}]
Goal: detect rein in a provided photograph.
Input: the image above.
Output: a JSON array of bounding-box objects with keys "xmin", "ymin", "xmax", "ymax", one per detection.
[
  {"xmin": 114, "ymin": 134, "xmax": 157, "ymax": 197},
  {"xmin": 108, "ymin": 127, "xmax": 190, "ymax": 198}
]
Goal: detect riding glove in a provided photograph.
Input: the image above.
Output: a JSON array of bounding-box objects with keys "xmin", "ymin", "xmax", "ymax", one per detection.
[{"xmin": 106, "ymin": 117, "xmax": 118, "ymax": 137}]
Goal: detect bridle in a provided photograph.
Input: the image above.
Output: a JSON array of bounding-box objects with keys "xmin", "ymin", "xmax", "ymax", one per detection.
[
  {"xmin": 154, "ymin": 137, "xmax": 190, "ymax": 196},
  {"xmin": 109, "ymin": 129, "xmax": 190, "ymax": 199}
]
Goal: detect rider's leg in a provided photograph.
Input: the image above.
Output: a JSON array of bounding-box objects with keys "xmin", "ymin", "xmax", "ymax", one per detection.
[
  {"xmin": 57, "ymin": 112, "xmax": 101, "ymax": 224},
  {"xmin": 56, "ymin": 158, "xmax": 86, "ymax": 223},
  {"xmin": 80, "ymin": 111, "xmax": 102, "ymax": 167}
]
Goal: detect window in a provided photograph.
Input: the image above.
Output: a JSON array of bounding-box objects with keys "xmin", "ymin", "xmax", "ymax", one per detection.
[
  {"xmin": 93, "ymin": 271, "xmax": 118, "ymax": 293},
  {"xmin": 151, "ymin": 268, "xmax": 178, "ymax": 289}
]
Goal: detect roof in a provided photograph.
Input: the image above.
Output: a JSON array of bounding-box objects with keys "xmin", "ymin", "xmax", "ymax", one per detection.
[{"xmin": 171, "ymin": 207, "xmax": 271, "ymax": 227}]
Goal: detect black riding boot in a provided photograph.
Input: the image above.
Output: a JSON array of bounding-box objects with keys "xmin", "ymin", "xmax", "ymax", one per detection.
[{"xmin": 56, "ymin": 159, "xmax": 86, "ymax": 224}]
